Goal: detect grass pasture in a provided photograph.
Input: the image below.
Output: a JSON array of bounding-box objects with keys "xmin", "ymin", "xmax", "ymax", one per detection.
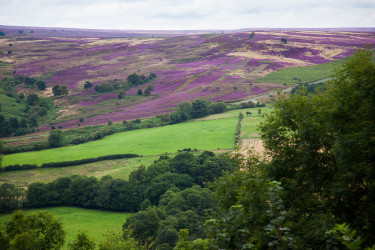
[
  {"xmin": 254, "ymin": 56, "xmax": 350, "ymax": 84},
  {"xmin": 0, "ymin": 207, "xmax": 132, "ymax": 248},
  {"xmin": 0, "ymin": 155, "xmax": 160, "ymax": 188},
  {"xmin": 3, "ymin": 118, "xmax": 238, "ymax": 166}
]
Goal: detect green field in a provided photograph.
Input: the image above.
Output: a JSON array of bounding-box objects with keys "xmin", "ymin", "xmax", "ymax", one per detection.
[
  {"xmin": 0, "ymin": 207, "xmax": 131, "ymax": 248},
  {"xmin": 3, "ymin": 118, "xmax": 237, "ymax": 166},
  {"xmin": 254, "ymin": 56, "xmax": 350, "ymax": 84},
  {"xmin": 0, "ymin": 155, "xmax": 160, "ymax": 188}
]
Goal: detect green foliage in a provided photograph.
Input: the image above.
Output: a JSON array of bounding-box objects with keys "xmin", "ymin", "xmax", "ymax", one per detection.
[
  {"xmin": 123, "ymin": 206, "xmax": 160, "ymax": 242},
  {"xmin": 191, "ymin": 99, "xmax": 209, "ymax": 118},
  {"xmin": 98, "ymin": 229, "xmax": 147, "ymax": 250},
  {"xmin": 291, "ymin": 81, "xmax": 326, "ymax": 95},
  {"xmin": 83, "ymin": 81, "xmax": 92, "ymax": 90},
  {"xmin": 0, "ymin": 183, "xmax": 24, "ymax": 213},
  {"xmin": 259, "ymin": 48, "xmax": 375, "ymax": 247},
  {"xmin": 94, "ymin": 82, "xmax": 115, "ymax": 92},
  {"xmin": 52, "ymin": 85, "xmax": 69, "ymax": 97},
  {"xmin": 281, "ymin": 38, "xmax": 287, "ymax": 44},
  {"xmin": 209, "ymin": 101, "xmax": 226, "ymax": 114},
  {"xmin": 26, "ymin": 93, "xmax": 39, "ymax": 106},
  {"xmin": 0, "ymin": 32, "xmax": 5, "ymax": 36},
  {"xmin": 48, "ymin": 129, "xmax": 65, "ymax": 148},
  {"xmin": 68, "ymin": 231, "xmax": 96, "ymax": 250},
  {"xmin": 203, "ymin": 156, "xmax": 293, "ymax": 249},
  {"xmin": 1, "ymin": 210, "xmax": 65, "ymax": 249},
  {"xmin": 137, "ymin": 88, "xmax": 143, "ymax": 95},
  {"xmin": 249, "ymin": 32, "xmax": 255, "ymax": 39},
  {"xmin": 36, "ymin": 80, "xmax": 46, "ymax": 91}
]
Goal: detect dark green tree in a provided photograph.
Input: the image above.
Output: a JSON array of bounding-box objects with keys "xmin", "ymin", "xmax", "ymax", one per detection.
[
  {"xmin": 259, "ymin": 48, "xmax": 375, "ymax": 246},
  {"xmin": 2, "ymin": 210, "xmax": 65, "ymax": 249},
  {"xmin": 191, "ymin": 99, "xmax": 209, "ymax": 118},
  {"xmin": 209, "ymin": 101, "xmax": 226, "ymax": 114},
  {"xmin": 36, "ymin": 80, "xmax": 46, "ymax": 90},
  {"xmin": 48, "ymin": 129, "xmax": 64, "ymax": 147},
  {"xmin": 137, "ymin": 88, "xmax": 143, "ymax": 95},
  {"xmin": 281, "ymin": 38, "xmax": 287, "ymax": 44},
  {"xmin": 26, "ymin": 93, "xmax": 39, "ymax": 106},
  {"xmin": 123, "ymin": 206, "xmax": 160, "ymax": 243},
  {"xmin": 68, "ymin": 231, "xmax": 96, "ymax": 250},
  {"xmin": 0, "ymin": 183, "xmax": 24, "ymax": 213},
  {"xmin": 84, "ymin": 81, "xmax": 93, "ymax": 90}
]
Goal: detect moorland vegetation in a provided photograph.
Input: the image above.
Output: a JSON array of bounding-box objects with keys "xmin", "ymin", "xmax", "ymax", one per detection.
[{"xmin": 0, "ymin": 48, "xmax": 374, "ymax": 249}]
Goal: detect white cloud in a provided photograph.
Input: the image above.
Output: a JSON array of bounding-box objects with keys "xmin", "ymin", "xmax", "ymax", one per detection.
[{"xmin": 1, "ymin": 0, "xmax": 374, "ymax": 29}]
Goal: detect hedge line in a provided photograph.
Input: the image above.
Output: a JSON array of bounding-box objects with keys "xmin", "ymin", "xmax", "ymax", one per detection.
[
  {"xmin": 234, "ymin": 112, "xmax": 243, "ymax": 145},
  {"xmin": 1, "ymin": 154, "xmax": 140, "ymax": 171}
]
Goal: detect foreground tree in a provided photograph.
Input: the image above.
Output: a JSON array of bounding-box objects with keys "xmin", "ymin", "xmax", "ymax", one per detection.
[
  {"xmin": 1, "ymin": 210, "xmax": 65, "ymax": 249},
  {"xmin": 259, "ymin": 48, "xmax": 375, "ymax": 246}
]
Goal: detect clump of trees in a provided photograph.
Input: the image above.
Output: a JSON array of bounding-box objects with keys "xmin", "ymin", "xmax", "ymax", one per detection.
[
  {"xmin": 94, "ymin": 81, "xmax": 121, "ymax": 92},
  {"xmin": 127, "ymin": 72, "xmax": 156, "ymax": 86},
  {"xmin": 281, "ymin": 38, "xmax": 287, "ymax": 44},
  {"xmin": 170, "ymin": 100, "xmax": 227, "ymax": 124},
  {"xmin": 52, "ymin": 85, "xmax": 69, "ymax": 97},
  {"xmin": 0, "ymin": 77, "xmax": 55, "ymax": 137}
]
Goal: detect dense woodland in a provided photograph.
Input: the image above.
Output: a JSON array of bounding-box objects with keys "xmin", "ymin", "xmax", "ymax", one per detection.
[{"xmin": 0, "ymin": 49, "xmax": 374, "ymax": 249}]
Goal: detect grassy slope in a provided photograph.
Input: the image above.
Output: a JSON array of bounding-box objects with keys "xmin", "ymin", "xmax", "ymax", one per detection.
[
  {"xmin": 3, "ymin": 118, "xmax": 237, "ymax": 166},
  {"xmin": 0, "ymin": 155, "xmax": 159, "ymax": 188},
  {"xmin": 0, "ymin": 107, "xmax": 270, "ymax": 187},
  {"xmin": 0, "ymin": 207, "xmax": 131, "ymax": 247},
  {"xmin": 254, "ymin": 56, "xmax": 350, "ymax": 84}
]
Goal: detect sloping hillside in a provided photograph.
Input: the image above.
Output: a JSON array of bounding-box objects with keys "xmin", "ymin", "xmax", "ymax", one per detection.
[{"xmin": 0, "ymin": 27, "xmax": 374, "ymax": 130}]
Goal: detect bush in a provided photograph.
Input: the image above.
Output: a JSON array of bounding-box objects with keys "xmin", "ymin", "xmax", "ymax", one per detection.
[{"xmin": 48, "ymin": 129, "xmax": 64, "ymax": 147}]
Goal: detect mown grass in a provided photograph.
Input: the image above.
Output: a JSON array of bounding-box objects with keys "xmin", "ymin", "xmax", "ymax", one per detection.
[
  {"xmin": 3, "ymin": 118, "xmax": 237, "ymax": 166},
  {"xmin": 0, "ymin": 155, "xmax": 160, "ymax": 188},
  {"xmin": 254, "ymin": 56, "xmax": 350, "ymax": 84},
  {"xmin": 0, "ymin": 207, "xmax": 132, "ymax": 248}
]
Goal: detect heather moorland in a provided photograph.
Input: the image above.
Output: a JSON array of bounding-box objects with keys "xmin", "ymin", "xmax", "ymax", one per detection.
[{"xmin": 1, "ymin": 26, "xmax": 374, "ymax": 131}]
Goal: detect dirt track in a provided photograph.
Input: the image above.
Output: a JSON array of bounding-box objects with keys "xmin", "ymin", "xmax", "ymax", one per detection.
[{"xmin": 239, "ymin": 138, "xmax": 265, "ymax": 157}]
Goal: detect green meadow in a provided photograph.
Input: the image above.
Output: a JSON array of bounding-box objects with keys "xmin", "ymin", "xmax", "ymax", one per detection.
[
  {"xmin": 254, "ymin": 56, "xmax": 350, "ymax": 84},
  {"xmin": 3, "ymin": 118, "xmax": 238, "ymax": 166},
  {"xmin": 0, "ymin": 155, "xmax": 160, "ymax": 188},
  {"xmin": 0, "ymin": 207, "xmax": 132, "ymax": 248}
]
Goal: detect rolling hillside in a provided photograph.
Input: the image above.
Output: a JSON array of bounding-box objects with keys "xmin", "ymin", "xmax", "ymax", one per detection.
[{"xmin": 1, "ymin": 26, "xmax": 374, "ymax": 131}]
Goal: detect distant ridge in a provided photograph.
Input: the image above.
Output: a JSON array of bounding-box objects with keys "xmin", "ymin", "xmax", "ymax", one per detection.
[{"xmin": 1, "ymin": 25, "xmax": 374, "ymax": 38}]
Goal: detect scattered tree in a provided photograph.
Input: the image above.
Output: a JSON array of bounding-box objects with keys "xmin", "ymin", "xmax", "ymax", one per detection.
[
  {"xmin": 36, "ymin": 80, "xmax": 46, "ymax": 90},
  {"xmin": 281, "ymin": 38, "xmax": 287, "ymax": 44},
  {"xmin": 249, "ymin": 32, "xmax": 255, "ymax": 39},
  {"xmin": 26, "ymin": 93, "xmax": 39, "ymax": 106},
  {"xmin": 52, "ymin": 85, "xmax": 69, "ymax": 97},
  {"xmin": 137, "ymin": 88, "xmax": 143, "ymax": 95},
  {"xmin": 191, "ymin": 99, "xmax": 209, "ymax": 118},
  {"xmin": 48, "ymin": 129, "xmax": 64, "ymax": 147},
  {"xmin": 84, "ymin": 81, "xmax": 93, "ymax": 90}
]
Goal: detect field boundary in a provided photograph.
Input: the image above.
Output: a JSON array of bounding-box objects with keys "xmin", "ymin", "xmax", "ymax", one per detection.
[{"xmin": 1, "ymin": 153, "xmax": 139, "ymax": 171}]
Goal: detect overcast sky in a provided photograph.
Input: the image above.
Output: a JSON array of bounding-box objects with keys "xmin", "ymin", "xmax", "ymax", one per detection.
[{"xmin": 1, "ymin": 0, "xmax": 375, "ymax": 30}]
